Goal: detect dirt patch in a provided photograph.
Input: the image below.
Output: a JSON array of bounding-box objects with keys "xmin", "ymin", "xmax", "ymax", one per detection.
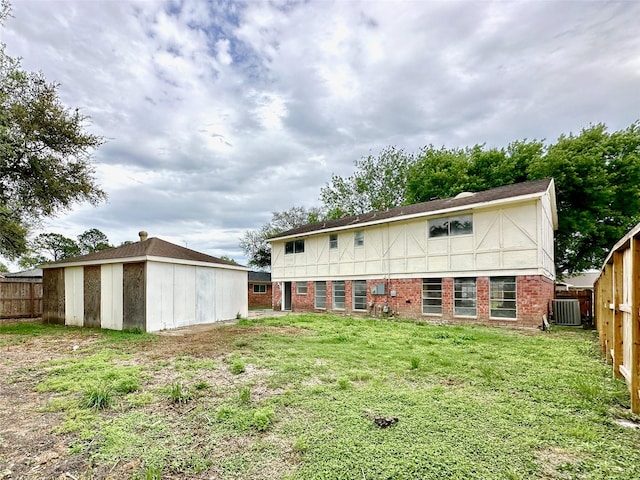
[
  {"xmin": 0, "ymin": 323, "xmax": 308, "ymax": 479},
  {"xmin": 535, "ymin": 447, "xmax": 580, "ymax": 479}
]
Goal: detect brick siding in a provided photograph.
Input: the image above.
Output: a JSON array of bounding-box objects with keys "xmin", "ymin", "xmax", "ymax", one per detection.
[
  {"xmin": 248, "ymin": 283, "xmax": 273, "ymax": 308},
  {"xmin": 275, "ymin": 275, "xmax": 553, "ymax": 329}
]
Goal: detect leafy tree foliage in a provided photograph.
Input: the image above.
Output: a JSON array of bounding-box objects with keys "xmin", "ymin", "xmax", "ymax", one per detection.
[
  {"xmin": 0, "ymin": 261, "xmax": 8, "ymax": 273},
  {"xmin": 240, "ymin": 206, "xmax": 323, "ymax": 270},
  {"xmin": 405, "ymin": 122, "xmax": 640, "ymax": 274},
  {"xmin": 77, "ymin": 228, "xmax": 111, "ymax": 254},
  {"xmin": 320, "ymin": 147, "xmax": 413, "ymax": 218},
  {"xmin": 0, "ymin": 2, "xmax": 105, "ymax": 260},
  {"xmin": 18, "ymin": 228, "xmax": 111, "ymax": 268}
]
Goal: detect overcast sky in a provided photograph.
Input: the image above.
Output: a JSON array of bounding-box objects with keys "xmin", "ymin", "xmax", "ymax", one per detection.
[{"xmin": 2, "ymin": 0, "xmax": 639, "ymax": 267}]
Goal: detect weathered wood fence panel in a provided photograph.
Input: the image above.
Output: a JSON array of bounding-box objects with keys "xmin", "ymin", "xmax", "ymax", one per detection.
[
  {"xmin": 0, "ymin": 281, "xmax": 43, "ymax": 318},
  {"xmin": 595, "ymin": 228, "xmax": 640, "ymax": 413}
]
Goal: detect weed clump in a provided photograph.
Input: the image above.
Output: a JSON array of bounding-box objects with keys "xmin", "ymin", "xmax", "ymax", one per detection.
[
  {"xmin": 81, "ymin": 384, "xmax": 112, "ymax": 410},
  {"xmin": 230, "ymin": 359, "xmax": 246, "ymax": 375},
  {"xmin": 168, "ymin": 382, "xmax": 192, "ymax": 404},
  {"xmin": 251, "ymin": 407, "xmax": 274, "ymax": 432}
]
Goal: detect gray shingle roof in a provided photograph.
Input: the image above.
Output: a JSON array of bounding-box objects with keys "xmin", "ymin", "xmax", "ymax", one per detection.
[
  {"xmin": 43, "ymin": 237, "xmax": 244, "ymax": 268},
  {"xmin": 248, "ymin": 271, "xmax": 271, "ymax": 283},
  {"xmin": 270, "ymin": 178, "xmax": 553, "ymax": 240}
]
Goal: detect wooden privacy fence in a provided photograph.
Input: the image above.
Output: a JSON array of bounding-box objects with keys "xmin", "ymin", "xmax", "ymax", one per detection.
[
  {"xmin": 0, "ymin": 281, "xmax": 43, "ymax": 319},
  {"xmin": 594, "ymin": 224, "xmax": 640, "ymax": 414}
]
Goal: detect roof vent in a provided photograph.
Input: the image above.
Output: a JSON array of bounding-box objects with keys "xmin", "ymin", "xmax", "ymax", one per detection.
[
  {"xmin": 455, "ymin": 191, "xmax": 475, "ymax": 199},
  {"xmin": 139, "ymin": 231, "xmax": 148, "ymax": 242}
]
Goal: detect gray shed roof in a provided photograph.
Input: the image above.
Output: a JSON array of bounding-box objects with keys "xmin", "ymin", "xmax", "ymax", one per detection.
[
  {"xmin": 269, "ymin": 178, "xmax": 555, "ymax": 240},
  {"xmin": 42, "ymin": 237, "xmax": 245, "ymax": 269}
]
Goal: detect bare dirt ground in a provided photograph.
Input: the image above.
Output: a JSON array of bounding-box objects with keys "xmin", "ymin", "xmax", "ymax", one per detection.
[{"xmin": 0, "ymin": 319, "xmax": 304, "ymax": 480}]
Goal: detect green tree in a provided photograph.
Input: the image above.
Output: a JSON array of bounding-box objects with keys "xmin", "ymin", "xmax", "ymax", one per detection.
[
  {"xmin": 31, "ymin": 233, "xmax": 80, "ymax": 262},
  {"xmin": 528, "ymin": 122, "xmax": 640, "ymax": 273},
  {"xmin": 404, "ymin": 122, "xmax": 640, "ymax": 274},
  {"xmin": 0, "ymin": 1, "xmax": 105, "ymax": 260},
  {"xmin": 320, "ymin": 147, "xmax": 414, "ymax": 218},
  {"xmin": 0, "ymin": 261, "xmax": 8, "ymax": 273},
  {"xmin": 77, "ymin": 228, "xmax": 110, "ymax": 254},
  {"xmin": 240, "ymin": 206, "xmax": 323, "ymax": 269}
]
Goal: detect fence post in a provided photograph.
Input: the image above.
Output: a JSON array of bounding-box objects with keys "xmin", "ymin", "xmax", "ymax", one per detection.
[
  {"xmin": 631, "ymin": 237, "xmax": 640, "ymax": 413},
  {"xmin": 613, "ymin": 251, "xmax": 624, "ymax": 378}
]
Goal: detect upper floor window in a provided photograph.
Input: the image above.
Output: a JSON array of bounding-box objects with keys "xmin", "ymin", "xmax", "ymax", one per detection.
[
  {"xmin": 429, "ymin": 214, "xmax": 473, "ymax": 238},
  {"xmin": 285, "ymin": 239, "xmax": 305, "ymax": 254},
  {"xmin": 354, "ymin": 231, "xmax": 364, "ymax": 247},
  {"xmin": 329, "ymin": 234, "xmax": 338, "ymax": 249}
]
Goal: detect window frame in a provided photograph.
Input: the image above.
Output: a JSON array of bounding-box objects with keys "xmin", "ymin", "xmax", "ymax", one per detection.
[
  {"xmin": 253, "ymin": 284, "xmax": 266, "ymax": 294},
  {"xmin": 490, "ymin": 276, "xmax": 517, "ymax": 319},
  {"xmin": 422, "ymin": 278, "xmax": 442, "ymax": 315},
  {"xmin": 314, "ymin": 281, "xmax": 326, "ymax": 309},
  {"xmin": 352, "ymin": 280, "xmax": 367, "ymax": 311},
  {"xmin": 296, "ymin": 282, "xmax": 307, "ymax": 295},
  {"xmin": 284, "ymin": 239, "xmax": 305, "ymax": 254},
  {"xmin": 454, "ymin": 277, "xmax": 477, "ymax": 317},
  {"xmin": 354, "ymin": 230, "xmax": 364, "ymax": 247},
  {"xmin": 329, "ymin": 233, "xmax": 338, "ymax": 249},
  {"xmin": 332, "ymin": 280, "xmax": 346, "ymax": 309},
  {"xmin": 429, "ymin": 214, "xmax": 473, "ymax": 238}
]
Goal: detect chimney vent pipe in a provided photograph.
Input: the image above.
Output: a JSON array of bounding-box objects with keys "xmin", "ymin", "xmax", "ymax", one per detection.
[{"xmin": 139, "ymin": 231, "xmax": 148, "ymax": 242}]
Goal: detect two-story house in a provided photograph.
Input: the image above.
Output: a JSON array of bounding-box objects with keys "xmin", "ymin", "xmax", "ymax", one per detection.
[{"xmin": 268, "ymin": 178, "xmax": 557, "ymax": 328}]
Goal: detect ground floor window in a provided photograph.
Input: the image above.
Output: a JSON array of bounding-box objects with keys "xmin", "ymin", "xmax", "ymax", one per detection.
[
  {"xmin": 253, "ymin": 284, "xmax": 266, "ymax": 293},
  {"xmin": 454, "ymin": 278, "xmax": 477, "ymax": 316},
  {"xmin": 422, "ymin": 278, "xmax": 442, "ymax": 314},
  {"xmin": 490, "ymin": 276, "xmax": 516, "ymax": 319},
  {"xmin": 333, "ymin": 281, "xmax": 345, "ymax": 309},
  {"xmin": 353, "ymin": 280, "xmax": 367, "ymax": 310},
  {"xmin": 296, "ymin": 282, "xmax": 307, "ymax": 295},
  {"xmin": 315, "ymin": 281, "xmax": 326, "ymax": 309}
]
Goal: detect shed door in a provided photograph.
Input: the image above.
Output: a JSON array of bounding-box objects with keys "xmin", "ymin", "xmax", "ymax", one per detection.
[{"xmin": 123, "ymin": 262, "xmax": 145, "ymax": 331}]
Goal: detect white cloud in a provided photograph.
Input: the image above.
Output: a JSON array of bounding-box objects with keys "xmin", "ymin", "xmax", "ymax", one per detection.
[{"xmin": 2, "ymin": 0, "xmax": 639, "ymax": 267}]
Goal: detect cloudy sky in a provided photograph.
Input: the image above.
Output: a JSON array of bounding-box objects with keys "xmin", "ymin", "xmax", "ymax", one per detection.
[{"xmin": 2, "ymin": 0, "xmax": 639, "ymax": 266}]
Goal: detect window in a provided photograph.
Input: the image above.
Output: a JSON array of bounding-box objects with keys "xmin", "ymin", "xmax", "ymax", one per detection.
[
  {"xmin": 422, "ymin": 278, "xmax": 442, "ymax": 315},
  {"xmin": 429, "ymin": 214, "xmax": 473, "ymax": 237},
  {"xmin": 353, "ymin": 280, "xmax": 367, "ymax": 310},
  {"xmin": 354, "ymin": 231, "xmax": 364, "ymax": 247},
  {"xmin": 296, "ymin": 282, "xmax": 307, "ymax": 295},
  {"xmin": 285, "ymin": 239, "xmax": 305, "ymax": 254},
  {"xmin": 333, "ymin": 281, "xmax": 345, "ymax": 309},
  {"xmin": 253, "ymin": 284, "xmax": 266, "ymax": 294},
  {"xmin": 490, "ymin": 276, "xmax": 516, "ymax": 319},
  {"xmin": 329, "ymin": 233, "xmax": 338, "ymax": 249},
  {"xmin": 315, "ymin": 281, "xmax": 326, "ymax": 309},
  {"xmin": 454, "ymin": 278, "xmax": 476, "ymax": 316}
]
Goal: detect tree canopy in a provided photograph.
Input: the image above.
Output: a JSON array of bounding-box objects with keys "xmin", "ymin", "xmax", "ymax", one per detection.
[
  {"xmin": 0, "ymin": 1, "xmax": 105, "ymax": 260},
  {"xmin": 319, "ymin": 121, "xmax": 640, "ymax": 275},
  {"xmin": 18, "ymin": 228, "xmax": 112, "ymax": 269},
  {"xmin": 240, "ymin": 206, "xmax": 323, "ymax": 270}
]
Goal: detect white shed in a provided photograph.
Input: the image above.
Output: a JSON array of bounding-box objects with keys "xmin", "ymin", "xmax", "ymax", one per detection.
[{"xmin": 41, "ymin": 233, "xmax": 248, "ymax": 332}]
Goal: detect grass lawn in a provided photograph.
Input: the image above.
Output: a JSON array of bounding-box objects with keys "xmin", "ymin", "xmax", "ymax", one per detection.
[{"xmin": 1, "ymin": 314, "xmax": 639, "ymax": 479}]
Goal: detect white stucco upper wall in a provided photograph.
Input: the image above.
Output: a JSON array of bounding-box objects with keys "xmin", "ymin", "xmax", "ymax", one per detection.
[{"xmin": 271, "ymin": 193, "xmax": 556, "ymax": 282}]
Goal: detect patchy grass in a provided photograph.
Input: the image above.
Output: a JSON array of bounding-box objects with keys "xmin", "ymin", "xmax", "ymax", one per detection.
[{"xmin": 2, "ymin": 315, "xmax": 639, "ymax": 479}]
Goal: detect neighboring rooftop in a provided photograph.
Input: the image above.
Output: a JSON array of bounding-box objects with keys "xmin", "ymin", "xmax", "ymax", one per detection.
[
  {"xmin": 249, "ymin": 271, "xmax": 271, "ymax": 283},
  {"xmin": 269, "ymin": 178, "xmax": 554, "ymax": 240},
  {"xmin": 43, "ymin": 237, "xmax": 244, "ymax": 268},
  {"xmin": 4, "ymin": 268, "xmax": 43, "ymax": 278}
]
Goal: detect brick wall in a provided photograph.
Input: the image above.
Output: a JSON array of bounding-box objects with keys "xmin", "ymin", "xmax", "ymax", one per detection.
[
  {"xmin": 248, "ymin": 283, "xmax": 273, "ymax": 308},
  {"xmin": 281, "ymin": 275, "xmax": 553, "ymax": 329}
]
